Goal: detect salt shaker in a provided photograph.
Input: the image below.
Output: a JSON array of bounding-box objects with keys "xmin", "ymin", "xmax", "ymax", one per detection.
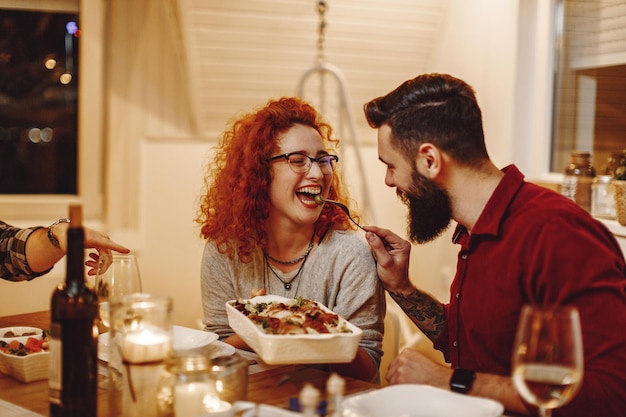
[
  {"xmin": 299, "ymin": 383, "xmax": 320, "ymax": 417},
  {"xmin": 325, "ymin": 373, "xmax": 345, "ymax": 417}
]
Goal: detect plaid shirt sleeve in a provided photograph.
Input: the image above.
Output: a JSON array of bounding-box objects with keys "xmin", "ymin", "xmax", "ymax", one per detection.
[{"xmin": 0, "ymin": 221, "xmax": 50, "ymax": 281}]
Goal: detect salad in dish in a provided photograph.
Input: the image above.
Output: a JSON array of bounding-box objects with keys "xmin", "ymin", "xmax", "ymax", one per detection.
[{"xmin": 231, "ymin": 296, "xmax": 352, "ymax": 335}]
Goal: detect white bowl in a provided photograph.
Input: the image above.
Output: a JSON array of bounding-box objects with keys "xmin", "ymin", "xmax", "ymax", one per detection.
[
  {"xmin": 0, "ymin": 350, "xmax": 49, "ymax": 383},
  {"xmin": 341, "ymin": 384, "xmax": 504, "ymax": 417},
  {"xmin": 0, "ymin": 326, "xmax": 48, "ymax": 383},
  {"xmin": 0, "ymin": 326, "xmax": 43, "ymax": 345},
  {"xmin": 226, "ymin": 295, "xmax": 362, "ymax": 365}
]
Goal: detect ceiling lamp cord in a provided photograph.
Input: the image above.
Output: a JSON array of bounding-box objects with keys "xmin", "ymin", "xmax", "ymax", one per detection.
[{"xmin": 316, "ymin": 0, "xmax": 328, "ymax": 64}]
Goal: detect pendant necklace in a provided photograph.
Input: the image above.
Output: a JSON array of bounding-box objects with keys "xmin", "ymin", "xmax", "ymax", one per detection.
[
  {"xmin": 263, "ymin": 234, "xmax": 315, "ymax": 291},
  {"xmin": 265, "ymin": 254, "xmax": 309, "ymax": 290}
]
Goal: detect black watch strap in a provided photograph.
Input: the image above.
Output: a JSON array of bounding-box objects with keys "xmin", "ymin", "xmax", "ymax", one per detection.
[{"xmin": 450, "ymin": 368, "xmax": 475, "ymax": 394}]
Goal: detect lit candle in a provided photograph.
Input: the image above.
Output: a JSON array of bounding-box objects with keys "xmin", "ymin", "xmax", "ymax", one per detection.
[
  {"xmin": 121, "ymin": 327, "xmax": 172, "ymax": 363},
  {"xmin": 174, "ymin": 382, "xmax": 211, "ymax": 417},
  {"xmin": 202, "ymin": 395, "xmax": 233, "ymax": 417}
]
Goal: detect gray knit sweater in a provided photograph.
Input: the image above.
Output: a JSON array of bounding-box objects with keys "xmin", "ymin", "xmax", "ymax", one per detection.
[{"xmin": 200, "ymin": 229, "xmax": 385, "ymax": 372}]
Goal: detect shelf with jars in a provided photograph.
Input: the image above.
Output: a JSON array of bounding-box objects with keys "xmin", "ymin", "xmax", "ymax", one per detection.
[{"xmin": 612, "ymin": 150, "xmax": 626, "ymax": 227}]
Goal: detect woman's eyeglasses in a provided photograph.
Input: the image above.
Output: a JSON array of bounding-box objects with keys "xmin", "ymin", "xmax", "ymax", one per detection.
[{"xmin": 270, "ymin": 152, "xmax": 339, "ymax": 175}]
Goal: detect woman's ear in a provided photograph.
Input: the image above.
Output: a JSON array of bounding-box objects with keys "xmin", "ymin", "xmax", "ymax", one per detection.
[{"xmin": 415, "ymin": 143, "xmax": 442, "ymax": 178}]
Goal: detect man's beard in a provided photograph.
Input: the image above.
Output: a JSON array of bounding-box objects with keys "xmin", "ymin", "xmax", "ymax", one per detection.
[{"xmin": 397, "ymin": 169, "xmax": 452, "ymax": 244}]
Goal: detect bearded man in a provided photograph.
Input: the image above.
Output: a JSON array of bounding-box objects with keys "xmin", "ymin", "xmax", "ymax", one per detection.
[{"xmin": 363, "ymin": 73, "xmax": 626, "ymax": 417}]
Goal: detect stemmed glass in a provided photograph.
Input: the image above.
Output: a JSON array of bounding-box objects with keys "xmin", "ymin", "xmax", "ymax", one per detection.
[
  {"xmin": 95, "ymin": 253, "xmax": 143, "ymax": 332},
  {"xmin": 511, "ymin": 305, "xmax": 584, "ymax": 417},
  {"xmin": 94, "ymin": 253, "xmax": 142, "ymax": 386}
]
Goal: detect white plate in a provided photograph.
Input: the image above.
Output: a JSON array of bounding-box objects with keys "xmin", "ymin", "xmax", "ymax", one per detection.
[
  {"xmin": 226, "ymin": 295, "xmax": 362, "ymax": 365},
  {"xmin": 172, "ymin": 325, "xmax": 219, "ymax": 351},
  {"xmin": 341, "ymin": 384, "xmax": 504, "ymax": 417},
  {"xmin": 98, "ymin": 327, "xmax": 227, "ymax": 362},
  {"xmin": 210, "ymin": 340, "xmax": 236, "ymax": 357},
  {"xmin": 233, "ymin": 402, "xmax": 300, "ymax": 417}
]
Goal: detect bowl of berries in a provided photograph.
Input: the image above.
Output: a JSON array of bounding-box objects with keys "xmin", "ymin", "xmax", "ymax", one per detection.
[{"xmin": 0, "ymin": 327, "xmax": 49, "ymax": 383}]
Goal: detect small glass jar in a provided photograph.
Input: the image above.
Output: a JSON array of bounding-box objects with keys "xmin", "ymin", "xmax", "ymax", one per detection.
[
  {"xmin": 562, "ymin": 150, "xmax": 596, "ymax": 212},
  {"xmin": 591, "ymin": 175, "xmax": 617, "ymax": 219},
  {"xmin": 156, "ymin": 348, "xmax": 248, "ymax": 417}
]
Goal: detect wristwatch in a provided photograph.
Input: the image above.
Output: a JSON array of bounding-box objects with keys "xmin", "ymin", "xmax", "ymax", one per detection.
[
  {"xmin": 47, "ymin": 218, "xmax": 70, "ymax": 248},
  {"xmin": 450, "ymin": 368, "xmax": 475, "ymax": 394}
]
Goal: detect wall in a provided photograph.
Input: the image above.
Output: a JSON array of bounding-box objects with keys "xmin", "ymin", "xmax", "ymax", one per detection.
[
  {"xmin": 3, "ymin": 2, "xmax": 625, "ymax": 386},
  {"xmin": 0, "ymin": 1, "xmax": 524, "ymax": 332},
  {"xmin": 128, "ymin": 0, "xmax": 523, "ymax": 330},
  {"xmin": 136, "ymin": 139, "xmax": 209, "ymax": 328},
  {"xmin": 0, "ymin": 0, "xmax": 520, "ymax": 324}
]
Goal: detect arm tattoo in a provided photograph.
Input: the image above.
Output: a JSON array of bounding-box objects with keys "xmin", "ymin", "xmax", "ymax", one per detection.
[{"xmin": 389, "ymin": 289, "xmax": 446, "ymax": 341}]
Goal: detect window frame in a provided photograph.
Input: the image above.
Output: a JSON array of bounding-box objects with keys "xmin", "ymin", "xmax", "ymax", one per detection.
[
  {"xmin": 550, "ymin": 0, "xmax": 626, "ymax": 175},
  {"xmin": 0, "ymin": 0, "xmax": 104, "ymax": 221}
]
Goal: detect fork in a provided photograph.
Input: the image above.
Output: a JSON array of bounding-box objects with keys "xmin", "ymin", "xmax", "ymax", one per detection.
[{"xmin": 315, "ymin": 195, "xmax": 366, "ymax": 231}]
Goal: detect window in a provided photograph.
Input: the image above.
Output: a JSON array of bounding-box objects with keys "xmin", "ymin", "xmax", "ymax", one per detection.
[
  {"xmin": 0, "ymin": 9, "xmax": 79, "ymax": 194},
  {"xmin": 551, "ymin": 0, "xmax": 626, "ymax": 175},
  {"xmin": 0, "ymin": 0, "xmax": 104, "ymax": 220}
]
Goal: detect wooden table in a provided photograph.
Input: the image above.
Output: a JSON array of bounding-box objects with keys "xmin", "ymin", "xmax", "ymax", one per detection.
[{"xmin": 0, "ymin": 311, "xmax": 379, "ymax": 416}]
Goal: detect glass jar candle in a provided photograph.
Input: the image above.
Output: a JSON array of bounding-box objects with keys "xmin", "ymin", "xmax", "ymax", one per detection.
[
  {"xmin": 157, "ymin": 348, "xmax": 248, "ymax": 417},
  {"xmin": 108, "ymin": 294, "xmax": 173, "ymax": 417}
]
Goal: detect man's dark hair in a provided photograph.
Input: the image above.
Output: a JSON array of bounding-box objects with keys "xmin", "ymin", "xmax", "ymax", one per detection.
[{"xmin": 364, "ymin": 73, "xmax": 489, "ymax": 167}]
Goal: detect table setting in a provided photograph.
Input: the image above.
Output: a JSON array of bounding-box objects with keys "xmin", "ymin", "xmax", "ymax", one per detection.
[
  {"xmin": 0, "ymin": 297, "xmax": 379, "ymax": 417},
  {"xmin": 0, "ymin": 308, "xmax": 378, "ymax": 417},
  {"xmin": 0, "ymin": 296, "xmax": 538, "ymax": 417}
]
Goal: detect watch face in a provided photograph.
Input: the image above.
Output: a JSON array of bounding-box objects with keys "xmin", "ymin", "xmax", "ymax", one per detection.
[{"xmin": 450, "ymin": 368, "xmax": 475, "ymax": 393}]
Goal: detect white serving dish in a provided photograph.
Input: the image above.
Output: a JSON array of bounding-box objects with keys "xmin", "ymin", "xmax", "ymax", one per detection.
[
  {"xmin": 0, "ymin": 350, "xmax": 49, "ymax": 383},
  {"xmin": 0, "ymin": 326, "xmax": 43, "ymax": 345},
  {"xmin": 225, "ymin": 295, "xmax": 362, "ymax": 365},
  {"xmin": 341, "ymin": 384, "xmax": 504, "ymax": 417}
]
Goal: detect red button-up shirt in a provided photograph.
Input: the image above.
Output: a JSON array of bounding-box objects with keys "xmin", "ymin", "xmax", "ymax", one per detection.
[{"xmin": 434, "ymin": 165, "xmax": 626, "ymax": 417}]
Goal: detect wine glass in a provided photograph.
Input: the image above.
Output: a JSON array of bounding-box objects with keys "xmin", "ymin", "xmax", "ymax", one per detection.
[
  {"xmin": 511, "ymin": 305, "xmax": 584, "ymax": 417},
  {"xmin": 95, "ymin": 253, "xmax": 143, "ymax": 332},
  {"xmin": 94, "ymin": 253, "xmax": 142, "ymax": 387}
]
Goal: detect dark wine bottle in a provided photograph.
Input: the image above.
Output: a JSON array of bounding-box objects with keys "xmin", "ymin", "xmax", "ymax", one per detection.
[{"xmin": 49, "ymin": 205, "xmax": 98, "ymax": 417}]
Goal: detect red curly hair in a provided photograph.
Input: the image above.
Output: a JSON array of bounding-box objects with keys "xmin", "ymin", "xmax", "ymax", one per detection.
[{"xmin": 196, "ymin": 97, "xmax": 359, "ymax": 262}]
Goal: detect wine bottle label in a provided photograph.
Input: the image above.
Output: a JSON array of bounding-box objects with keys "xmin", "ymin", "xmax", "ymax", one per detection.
[{"xmin": 48, "ymin": 322, "xmax": 62, "ymax": 405}]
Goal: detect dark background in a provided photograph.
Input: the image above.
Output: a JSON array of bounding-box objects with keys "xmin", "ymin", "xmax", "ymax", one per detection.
[{"xmin": 0, "ymin": 9, "xmax": 79, "ymax": 194}]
